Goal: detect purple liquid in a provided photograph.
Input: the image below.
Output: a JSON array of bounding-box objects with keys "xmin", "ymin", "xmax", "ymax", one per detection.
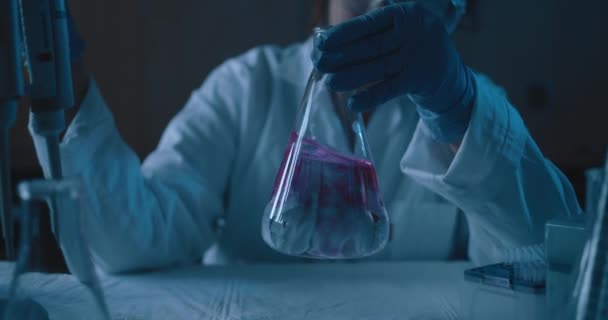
[
  {"xmin": 272, "ymin": 132, "xmax": 384, "ymax": 210},
  {"xmin": 262, "ymin": 132, "xmax": 389, "ymax": 259}
]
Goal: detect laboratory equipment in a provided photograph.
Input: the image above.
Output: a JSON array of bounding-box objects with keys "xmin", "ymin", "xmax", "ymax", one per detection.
[
  {"xmin": 545, "ymin": 217, "xmax": 588, "ymax": 319},
  {"xmin": 462, "ymin": 243, "xmax": 550, "ymax": 319},
  {"xmin": 3, "ymin": 179, "xmax": 110, "ymax": 320},
  {"xmin": 565, "ymin": 150, "xmax": 608, "ymax": 319},
  {"xmin": 21, "ymin": 0, "xmax": 74, "ymax": 234},
  {"xmin": 465, "ymin": 262, "xmax": 546, "ymax": 294},
  {"xmin": 462, "ymin": 261, "xmax": 546, "ymax": 320},
  {"xmin": 261, "ymin": 40, "xmax": 389, "ymax": 259},
  {"xmin": 586, "ymin": 168, "xmax": 603, "ymax": 213},
  {"xmin": 1, "ymin": 0, "xmax": 74, "ymax": 261},
  {"xmin": 0, "ymin": 0, "xmax": 26, "ymax": 260},
  {"xmin": 1, "ymin": 199, "xmax": 50, "ymax": 320}
]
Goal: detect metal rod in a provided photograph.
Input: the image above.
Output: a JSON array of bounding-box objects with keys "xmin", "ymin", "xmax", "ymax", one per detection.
[
  {"xmin": 0, "ymin": 129, "xmax": 15, "ymax": 260},
  {"xmin": 1, "ymin": 0, "xmax": 24, "ymax": 262},
  {"xmin": 575, "ymin": 149, "xmax": 608, "ymax": 319},
  {"xmin": 45, "ymin": 134, "xmax": 63, "ymax": 179},
  {"xmin": 44, "ymin": 134, "xmax": 62, "ymax": 235}
]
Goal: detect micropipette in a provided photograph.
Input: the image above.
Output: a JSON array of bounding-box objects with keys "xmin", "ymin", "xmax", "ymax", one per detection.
[{"xmin": 21, "ymin": 0, "xmax": 74, "ymax": 233}]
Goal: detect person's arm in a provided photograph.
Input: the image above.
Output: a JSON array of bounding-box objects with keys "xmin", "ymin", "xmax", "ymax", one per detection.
[
  {"xmin": 311, "ymin": 3, "xmax": 581, "ymax": 264},
  {"xmin": 400, "ymin": 74, "xmax": 582, "ymax": 265},
  {"xmin": 30, "ymin": 60, "xmax": 242, "ymax": 273}
]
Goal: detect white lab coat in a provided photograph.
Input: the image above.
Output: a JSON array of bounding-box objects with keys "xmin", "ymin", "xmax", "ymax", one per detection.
[{"xmin": 31, "ymin": 39, "xmax": 580, "ymax": 273}]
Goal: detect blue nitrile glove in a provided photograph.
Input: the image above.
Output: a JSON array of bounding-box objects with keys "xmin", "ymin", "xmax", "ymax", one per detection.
[
  {"xmin": 66, "ymin": 8, "xmax": 86, "ymax": 62},
  {"xmin": 312, "ymin": 2, "xmax": 476, "ymax": 143}
]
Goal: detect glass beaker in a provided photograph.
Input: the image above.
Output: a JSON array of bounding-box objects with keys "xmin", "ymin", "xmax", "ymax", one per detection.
[
  {"xmin": 557, "ymin": 158, "xmax": 608, "ymax": 319},
  {"xmin": 261, "ymin": 34, "xmax": 389, "ymax": 259},
  {"xmin": 586, "ymin": 167, "xmax": 604, "ymax": 215},
  {"xmin": 1, "ymin": 179, "xmax": 110, "ymax": 320},
  {"xmin": 572, "ymin": 163, "xmax": 608, "ymax": 319}
]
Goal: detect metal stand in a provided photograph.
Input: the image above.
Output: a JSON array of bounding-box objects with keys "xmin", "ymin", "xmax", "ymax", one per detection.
[{"xmin": 0, "ymin": 0, "xmax": 26, "ymax": 261}]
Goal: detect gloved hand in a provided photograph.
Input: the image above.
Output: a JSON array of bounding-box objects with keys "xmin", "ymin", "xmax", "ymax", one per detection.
[{"xmin": 312, "ymin": 2, "xmax": 476, "ymax": 143}]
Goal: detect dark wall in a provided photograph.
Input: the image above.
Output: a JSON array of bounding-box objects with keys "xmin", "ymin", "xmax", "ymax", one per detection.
[
  {"xmin": 9, "ymin": 0, "xmax": 608, "ymax": 186},
  {"xmin": 10, "ymin": 0, "xmax": 312, "ymax": 173},
  {"xmin": 453, "ymin": 0, "xmax": 608, "ymax": 169}
]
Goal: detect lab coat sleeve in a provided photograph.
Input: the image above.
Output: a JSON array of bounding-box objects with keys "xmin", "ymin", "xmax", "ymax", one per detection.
[
  {"xmin": 29, "ymin": 64, "xmax": 241, "ymax": 273},
  {"xmin": 400, "ymin": 73, "xmax": 582, "ymax": 265}
]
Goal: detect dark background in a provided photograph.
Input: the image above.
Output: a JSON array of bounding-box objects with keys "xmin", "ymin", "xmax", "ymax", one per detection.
[
  {"xmin": 3, "ymin": 0, "xmax": 608, "ymax": 268},
  {"xmin": 10, "ymin": 0, "xmax": 608, "ymax": 178}
]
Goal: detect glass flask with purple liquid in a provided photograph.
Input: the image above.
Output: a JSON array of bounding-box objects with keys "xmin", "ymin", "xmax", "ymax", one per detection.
[{"xmin": 261, "ymin": 33, "xmax": 390, "ymax": 259}]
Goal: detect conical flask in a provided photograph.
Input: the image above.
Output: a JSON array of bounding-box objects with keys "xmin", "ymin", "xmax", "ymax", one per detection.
[{"xmin": 261, "ymin": 57, "xmax": 390, "ymax": 259}]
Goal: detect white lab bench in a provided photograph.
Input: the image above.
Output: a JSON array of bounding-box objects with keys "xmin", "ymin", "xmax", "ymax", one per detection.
[{"xmin": 1, "ymin": 261, "xmax": 473, "ymax": 320}]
